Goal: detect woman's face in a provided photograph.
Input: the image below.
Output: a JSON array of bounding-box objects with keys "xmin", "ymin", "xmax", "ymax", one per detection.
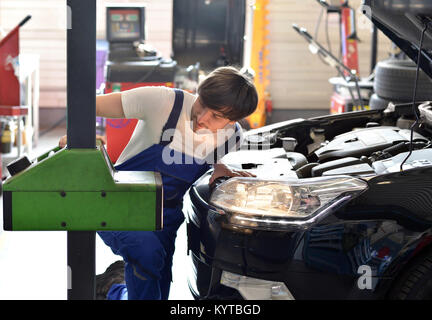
[{"xmin": 191, "ymin": 97, "xmax": 235, "ymax": 133}]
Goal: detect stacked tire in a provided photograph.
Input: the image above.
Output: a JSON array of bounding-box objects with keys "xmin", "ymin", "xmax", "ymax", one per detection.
[{"xmin": 370, "ymin": 59, "xmax": 432, "ymax": 110}]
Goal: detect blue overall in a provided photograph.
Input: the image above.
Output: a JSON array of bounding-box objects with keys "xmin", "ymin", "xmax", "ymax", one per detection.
[{"xmin": 98, "ymin": 89, "xmax": 238, "ymax": 300}]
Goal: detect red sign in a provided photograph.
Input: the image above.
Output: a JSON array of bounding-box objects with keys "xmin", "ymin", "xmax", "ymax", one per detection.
[{"xmin": 0, "ymin": 26, "xmax": 20, "ymax": 106}]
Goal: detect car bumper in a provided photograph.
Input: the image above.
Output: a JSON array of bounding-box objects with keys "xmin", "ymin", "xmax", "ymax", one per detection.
[{"xmin": 184, "ymin": 181, "xmax": 391, "ymax": 300}]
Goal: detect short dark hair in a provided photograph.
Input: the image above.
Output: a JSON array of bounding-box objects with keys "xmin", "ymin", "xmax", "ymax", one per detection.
[{"xmin": 197, "ymin": 66, "xmax": 258, "ymax": 121}]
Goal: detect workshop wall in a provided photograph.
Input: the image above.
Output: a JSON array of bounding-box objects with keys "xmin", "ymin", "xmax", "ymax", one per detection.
[
  {"xmin": 0, "ymin": 0, "xmax": 67, "ymax": 110},
  {"xmin": 0, "ymin": 0, "xmax": 172, "ymax": 117},
  {"xmin": 267, "ymin": 0, "xmax": 393, "ymax": 113},
  {"xmin": 0, "ymin": 0, "xmax": 394, "ymax": 126}
]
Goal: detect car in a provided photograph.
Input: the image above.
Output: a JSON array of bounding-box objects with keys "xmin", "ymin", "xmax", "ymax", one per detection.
[{"xmin": 183, "ymin": 1, "xmax": 432, "ymax": 300}]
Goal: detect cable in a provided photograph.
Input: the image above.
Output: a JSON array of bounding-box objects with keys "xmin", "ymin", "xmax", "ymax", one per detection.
[
  {"xmin": 352, "ymin": 71, "xmax": 365, "ymax": 110},
  {"xmin": 39, "ymin": 115, "xmax": 67, "ymax": 137},
  {"xmin": 325, "ymin": 10, "xmax": 332, "ymax": 54},
  {"xmin": 134, "ymin": 59, "xmax": 163, "ymax": 84},
  {"xmin": 314, "ymin": 7, "xmax": 325, "ymax": 41},
  {"xmin": 400, "ymin": 23, "xmax": 428, "ymax": 172},
  {"xmin": 334, "ymin": 64, "xmax": 358, "ymax": 110},
  {"xmin": 315, "ymin": 7, "xmax": 334, "ymax": 58}
]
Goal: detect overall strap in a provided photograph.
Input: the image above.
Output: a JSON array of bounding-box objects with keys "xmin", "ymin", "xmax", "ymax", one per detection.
[{"xmin": 159, "ymin": 89, "xmax": 184, "ymax": 147}]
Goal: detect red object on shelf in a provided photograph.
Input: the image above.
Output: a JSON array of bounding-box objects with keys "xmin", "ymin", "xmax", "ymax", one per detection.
[
  {"xmin": 0, "ymin": 16, "xmax": 30, "ymax": 179},
  {"xmin": 104, "ymin": 81, "xmax": 174, "ymax": 164},
  {"xmin": 0, "ymin": 16, "xmax": 31, "ymax": 107},
  {"xmin": 0, "ymin": 105, "xmax": 28, "ymax": 116},
  {"xmin": 265, "ymin": 95, "xmax": 273, "ymax": 115},
  {"xmin": 0, "ymin": 25, "xmax": 20, "ymax": 106},
  {"xmin": 330, "ymin": 92, "xmax": 346, "ymax": 114}
]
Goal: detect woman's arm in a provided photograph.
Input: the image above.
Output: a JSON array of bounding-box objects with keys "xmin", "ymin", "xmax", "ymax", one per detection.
[
  {"xmin": 96, "ymin": 92, "xmax": 125, "ymax": 118},
  {"xmin": 209, "ymin": 163, "xmax": 255, "ymax": 185}
]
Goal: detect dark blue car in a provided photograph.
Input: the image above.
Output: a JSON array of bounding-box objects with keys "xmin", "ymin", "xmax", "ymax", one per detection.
[{"xmin": 184, "ymin": 1, "xmax": 432, "ymax": 300}]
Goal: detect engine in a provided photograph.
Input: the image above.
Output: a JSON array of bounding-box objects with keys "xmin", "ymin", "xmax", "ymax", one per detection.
[{"xmin": 221, "ymin": 102, "xmax": 432, "ymax": 180}]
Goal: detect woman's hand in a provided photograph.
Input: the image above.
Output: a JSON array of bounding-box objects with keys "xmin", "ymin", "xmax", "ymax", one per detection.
[
  {"xmin": 209, "ymin": 163, "xmax": 256, "ymax": 185},
  {"xmin": 58, "ymin": 135, "xmax": 67, "ymax": 148},
  {"xmin": 58, "ymin": 135, "xmax": 107, "ymax": 148}
]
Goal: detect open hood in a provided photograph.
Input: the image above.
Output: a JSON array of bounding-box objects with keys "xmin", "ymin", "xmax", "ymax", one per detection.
[{"xmin": 363, "ymin": 0, "xmax": 432, "ymax": 78}]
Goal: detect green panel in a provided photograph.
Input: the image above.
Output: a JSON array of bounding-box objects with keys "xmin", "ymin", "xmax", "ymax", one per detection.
[
  {"xmin": 12, "ymin": 191, "xmax": 158, "ymax": 231},
  {"xmin": 3, "ymin": 145, "xmax": 157, "ymax": 192},
  {"xmin": 3, "ymin": 144, "xmax": 163, "ymax": 231},
  {"xmin": 3, "ymin": 147, "xmax": 118, "ymax": 192}
]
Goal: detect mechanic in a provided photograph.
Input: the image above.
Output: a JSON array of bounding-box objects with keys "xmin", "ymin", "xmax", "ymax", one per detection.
[{"xmin": 59, "ymin": 66, "xmax": 258, "ymax": 300}]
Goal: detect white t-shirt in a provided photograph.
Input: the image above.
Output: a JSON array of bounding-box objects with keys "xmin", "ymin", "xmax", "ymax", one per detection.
[{"xmin": 116, "ymin": 86, "xmax": 243, "ymax": 166}]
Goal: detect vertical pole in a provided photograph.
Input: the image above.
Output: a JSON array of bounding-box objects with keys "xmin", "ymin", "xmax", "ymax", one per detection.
[
  {"xmin": 17, "ymin": 115, "xmax": 22, "ymax": 157},
  {"xmin": 243, "ymin": 0, "xmax": 255, "ymax": 70},
  {"xmin": 66, "ymin": 0, "xmax": 97, "ymax": 300},
  {"xmin": 67, "ymin": 0, "xmax": 96, "ymax": 149},
  {"xmin": 67, "ymin": 232, "xmax": 96, "ymax": 300},
  {"xmin": 370, "ymin": 25, "xmax": 378, "ymax": 74}
]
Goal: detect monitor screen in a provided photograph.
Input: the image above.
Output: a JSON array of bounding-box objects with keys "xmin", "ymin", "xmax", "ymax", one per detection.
[
  {"xmin": 107, "ymin": 8, "xmax": 144, "ymax": 42},
  {"xmin": 172, "ymin": 0, "xmax": 245, "ymax": 70}
]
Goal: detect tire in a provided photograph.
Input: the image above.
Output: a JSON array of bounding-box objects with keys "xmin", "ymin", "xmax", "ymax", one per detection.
[
  {"xmin": 388, "ymin": 248, "xmax": 432, "ymax": 300},
  {"xmin": 369, "ymin": 93, "xmax": 393, "ymax": 110},
  {"xmin": 374, "ymin": 59, "xmax": 432, "ymax": 101}
]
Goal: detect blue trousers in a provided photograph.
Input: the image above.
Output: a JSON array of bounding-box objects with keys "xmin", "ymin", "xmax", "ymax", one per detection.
[{"xmin": 98, "ymin": 207, "xmax": 184, "ymax": 300}]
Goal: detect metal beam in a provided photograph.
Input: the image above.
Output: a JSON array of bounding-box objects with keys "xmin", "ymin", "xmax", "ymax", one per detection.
[
  {"xmin": 66, "ymin": 0, "xmax": 97, "ymax": 300},
  {"xmin": 67, "ymin": 0, "xmax": 96, "ymax": 149}
]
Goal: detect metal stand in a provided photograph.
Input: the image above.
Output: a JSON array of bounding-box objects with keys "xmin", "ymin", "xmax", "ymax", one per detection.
[
  {"xmin": 370, "ymin": 25, "xmax": 378, "ymax": 74},
  {"xmin": 66, "ymin": 0, "xmax": 97, "ymax": 300},
  {"xmin": 67, "ymin": 232, "xmax": 96, "ymax": 300}
]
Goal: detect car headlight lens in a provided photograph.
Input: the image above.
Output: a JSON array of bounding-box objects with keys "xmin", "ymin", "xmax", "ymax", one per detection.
[{"xmin": 209, "ymin": 176, "xmax": 367, "ymax": 230}]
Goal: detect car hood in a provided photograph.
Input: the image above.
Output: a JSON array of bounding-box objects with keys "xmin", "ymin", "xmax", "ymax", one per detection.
[{"xmin": 363, "ymin": 0, "xmax": 432, "ymax": 78}]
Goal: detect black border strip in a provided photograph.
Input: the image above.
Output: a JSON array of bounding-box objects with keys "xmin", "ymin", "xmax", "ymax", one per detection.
[
  {"xmin": 3, "ymin": 191, "xmax": 12, "ymax": 231},
  {"xmin": 154, "ymin": 172, "xmax": 163, "ymax": 230}
]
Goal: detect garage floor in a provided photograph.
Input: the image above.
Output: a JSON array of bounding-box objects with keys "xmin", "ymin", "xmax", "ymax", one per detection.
[{"xmin": 0, "ymin": 127, "xmax": 193, "ymax": 300}]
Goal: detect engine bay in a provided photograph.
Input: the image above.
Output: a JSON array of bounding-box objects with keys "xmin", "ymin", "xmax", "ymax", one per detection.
[{"xmin": 219, "ymin": 101, "xmax": 432, "ymax": 181}]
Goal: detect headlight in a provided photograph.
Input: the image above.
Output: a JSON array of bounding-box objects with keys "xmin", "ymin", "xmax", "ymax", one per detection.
[{"xmin": 209, "ymin": 176, "xmax": 368, "ymax": 230}]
